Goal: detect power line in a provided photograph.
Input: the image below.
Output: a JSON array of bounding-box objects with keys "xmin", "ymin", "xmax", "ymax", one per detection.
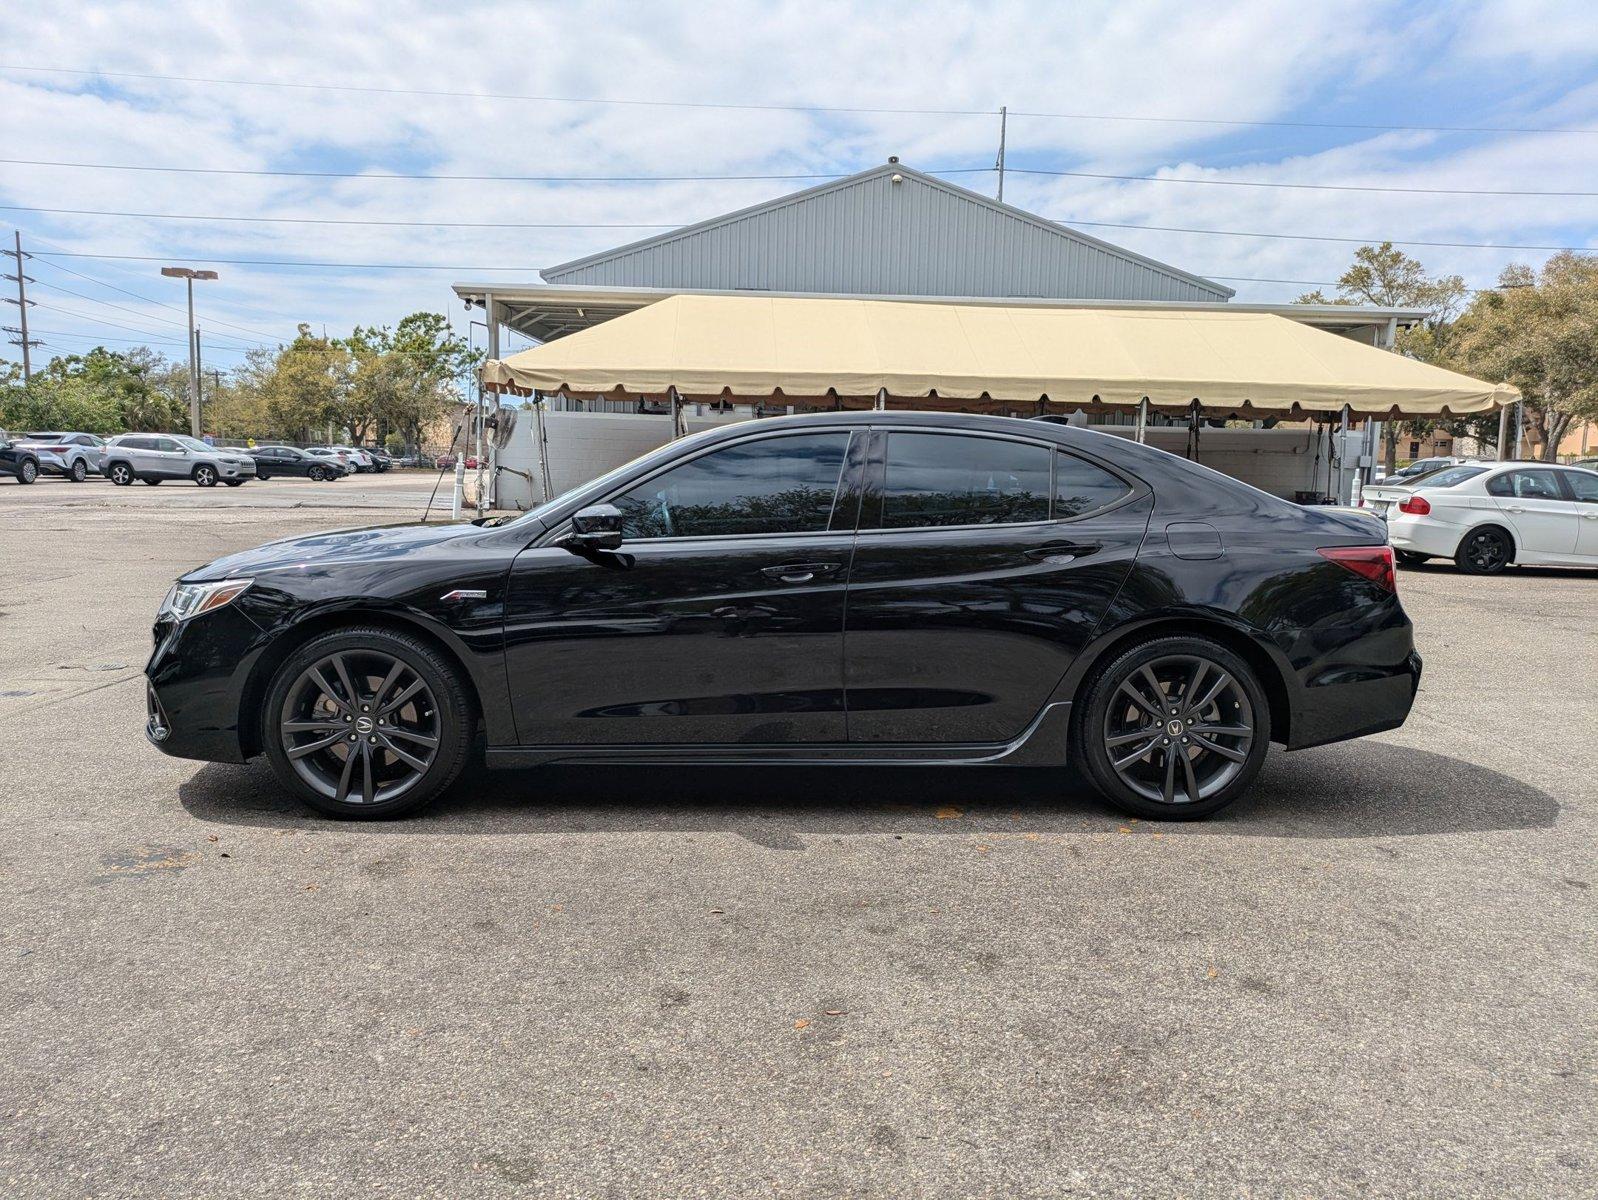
[
  {"xmin": 1055, "ymin": 216, "xmax": 1595, "ymax": 253},
  {"xmin": 5, "ymin": 62, "xmax": 1596, "ymax": 135},
  {"xmin": 29, "ymin": 278, "xmax": 265, "ymax": 347},
  {"xmin": 1004, "ymin": 167, "xmax": 1598, "ymax": 198},
  {"xmin": 6, "ymin": 204, "xmax": 677, "ymax": 229}
]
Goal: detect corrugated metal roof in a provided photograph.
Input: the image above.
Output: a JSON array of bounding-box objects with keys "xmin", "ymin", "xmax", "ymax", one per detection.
[{"xmin": 540, "ymin": 162, "xmax": 1233, "ymax": 303}]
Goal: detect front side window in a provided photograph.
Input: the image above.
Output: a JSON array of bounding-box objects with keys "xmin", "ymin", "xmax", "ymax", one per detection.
[
  {"xmin": 156, "ymin": 438, "xmax": 180, "ymax": 453},
  {"xmin": 879, "ymin": 432, "xmax": 1051, "ymax": 528},
  {"xmin": 612, "ymin": 432, "xmax": 851, "ymax": 540},
  {"xmin": 1564, "ymin": 470, "xmax": 1598, "ymax": 503}
]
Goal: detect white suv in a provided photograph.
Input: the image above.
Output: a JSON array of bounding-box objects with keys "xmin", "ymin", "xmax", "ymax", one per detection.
[
  {"xmin": 1363, "ymin": 462, "xmax": 1598, "ymax": 573},
  {"xmin": 102, "ymin": 434, "xmax": 258, "ymax": 488}
]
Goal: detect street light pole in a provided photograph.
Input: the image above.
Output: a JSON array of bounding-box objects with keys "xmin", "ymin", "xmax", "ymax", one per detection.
[{"xmin": 161, "ymin": 266, "xmax": 218, "ymax": 437}]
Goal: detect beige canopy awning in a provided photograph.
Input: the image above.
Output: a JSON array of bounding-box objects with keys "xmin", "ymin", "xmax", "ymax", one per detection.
[{"xmin": 481, "ymin": 293, "xmax": 1516, "ymax": 419}]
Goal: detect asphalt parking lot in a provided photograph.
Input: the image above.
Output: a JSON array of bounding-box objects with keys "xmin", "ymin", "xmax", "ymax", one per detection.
[{"xmin": 1, "ymin": 475, "xmax": 1594, "ymax": 1198}]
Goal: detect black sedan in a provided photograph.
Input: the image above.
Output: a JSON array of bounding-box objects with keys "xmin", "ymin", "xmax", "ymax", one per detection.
[
  {"xmin": 145, "ymin": 412, "xmax": 1420, "ymax": 821},
  {"xmin": 247, "ymin": 445, "xmax": 350, "ymax": 481}
]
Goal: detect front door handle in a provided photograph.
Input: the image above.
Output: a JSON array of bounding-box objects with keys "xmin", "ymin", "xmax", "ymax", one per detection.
[
  {"xmin": 760, "ymin": 561, "xmax": 840, "ymax": 584},
  {"xmin": 1024, "ymin": 542, "xmax": 1100, "ymax": 563}
]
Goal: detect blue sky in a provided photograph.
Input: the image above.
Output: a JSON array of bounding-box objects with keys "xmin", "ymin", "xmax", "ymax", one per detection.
[{"xmin": 2, "ymin": 0, "xmax": 1596, "ymax": 372}]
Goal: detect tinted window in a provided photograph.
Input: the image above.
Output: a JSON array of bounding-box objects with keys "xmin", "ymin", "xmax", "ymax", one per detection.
[
  {"xmin": 1055, "ymin": 451, "xmax": 1132, "ymax": 517},
  {"xmin": 157, "ymin": 438, "xmax": 180, "ymax": 453},
  {"xmin": 1490, "ymin": 469, "xmax": 1563, "ymax": 500},
  {"xmin": 880, "ymin": 433, "xmax": 1051, "ymax": 529},
  {"xmin": 1564, "ymin": 470, "xmax": 1598, "ymax": 503},
  {"xmin": 1413, "ymin": 466, "xmax": 1487, "ymax": 489},
  {"xmin": 124, "ymin": 437, "xmax": 154, "ymax": 451},
  {"xmin": 612, "ymin": 432, "xmax": 850, "ymax": 540}
]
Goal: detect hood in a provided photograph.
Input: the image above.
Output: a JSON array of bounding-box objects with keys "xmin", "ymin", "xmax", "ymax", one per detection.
[{"xmin": 183, "ymin": 521, "xmax": 482, "ymax": 582}]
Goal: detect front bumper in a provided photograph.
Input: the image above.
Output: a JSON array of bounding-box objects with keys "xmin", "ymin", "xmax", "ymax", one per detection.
[
  {"xmin": 216, "ymin": 459, "xmax": 257, "ymax": 479},
  {"xmin": 145, "ymin": 605, "xmax": 266, "ymax": 763}
]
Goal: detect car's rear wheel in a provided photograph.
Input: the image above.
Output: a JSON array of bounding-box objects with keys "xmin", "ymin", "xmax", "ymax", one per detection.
[
  {"xmin": 18, "ymin": 459, "xmax": 38, "ymax": 484},
  {"xmin": 1075, "ymin": 635, "xmax": 1270, "ymax": 821},
  {"xmin": 193, "ymin": 464, "xmax": 217, "ymax": 487},
  {"xmin": 108, "ymin": 462, "xmax": 133, "ymax": 485},
  {"xmin": 69, "ymin": 459, "xmax": 88, "ymax": 482},
  {"xmin": 224, "ymin": 479, "xmax": 244, "ymax": 487},
  {"xmin": 1456, "ymin": 526, "xmax": 1511, "ymax": 574},
  {"xmin": 261, "ymin": 627, "xmax": 473, "ymax": 819},
  {"xmin": 143, "ymin": 477, "xmax": 162, "ymax": 485},
  {"xmin": 1395, "ymin": 549, "xmax": 1429, "ymax": 566},
  {"xmin": 308, "ymin": 465, "xmax": 327, "ymax": 482}
]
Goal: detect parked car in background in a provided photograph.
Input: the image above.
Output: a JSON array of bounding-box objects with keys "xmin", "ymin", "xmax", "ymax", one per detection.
[
  {"xmin": 1, "ymin": 437, "xmax": 41, "ymax": 484},
  {"xmin": 247, "ymin": 445, "xmax": 350, "ymax": 482},
  {"xmin": 1572, "ymin": 457, "xmax": 1598, "ymax": 472},
  {"xmin": 330, "ymin": 445, "xmax": 377, "ymax": 473},
  {"xmin": 305, "ymin": 446, "xmax": 360, "ymax": 472},
  {"xmin": 1389, "ymin": 455, "xmax": 1467, "ymax": 481},
  {"xmin": 15, "ymin": 431, "xmax": 106, "ymax": 482},
  {"xmin": 364, "ymin": 448, "xmax": 394, "ymax": 472},
  {"xmin": 144, "ymin": 411, "xmax": 1420, "ymax": 822},
  {"xmin": 434, "ymin": 454, "xmax": 478, "ymax": 470},
  {"xmin": 102, "ymin": 434, "xmax": 257, "ymax": 487},
  {"xmin": 1363, "ymin": 461, "xmax": 1598, "ymax": 572}
]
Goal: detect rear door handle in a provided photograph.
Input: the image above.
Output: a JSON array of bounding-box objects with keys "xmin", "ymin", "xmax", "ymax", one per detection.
[
  {"xmin": 1505, "ymin": 504, "xmax": 1525, "ymax": 513},
  {"xmin": 1024, "ymin": 542, "xmax": 1100, "ymax": 563},
  {"xmin": 760, "ymin": 561, "xmax": 841, "ymax": 583}
]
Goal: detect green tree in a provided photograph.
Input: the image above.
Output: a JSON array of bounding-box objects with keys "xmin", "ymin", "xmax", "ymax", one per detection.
[
  {"xmin": 239, "ymin": 325, "xmax": 352, "ymax": 442},
  {"xmin": 0, "ymin": 346, "xmax": 186, "ymax": 435},
  {"xmin": 338, "ymin": 312, "xmax": 475, "ymax": 448},
  {"xmin": 1449, "ymin": 252, "xmax": 1598, "ymax": 461},
  {"xmin": 1297, "ymin": 243, "xmax": 1476, "ymax": 468}
]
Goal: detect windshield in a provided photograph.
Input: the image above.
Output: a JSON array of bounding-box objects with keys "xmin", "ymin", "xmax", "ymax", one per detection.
[{"xmin": 1409, "ymin": 465, "xmax": 1488, "ymax": 489}]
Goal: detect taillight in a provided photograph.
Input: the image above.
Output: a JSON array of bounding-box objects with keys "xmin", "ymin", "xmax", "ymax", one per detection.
[
  {"xmin": 1398, "ymin": 495, "xmax": 1431, "ymax": 515},
  {"xmin": 1319, "ymin": 545, "xmax": 1396, "ymax": 593}
]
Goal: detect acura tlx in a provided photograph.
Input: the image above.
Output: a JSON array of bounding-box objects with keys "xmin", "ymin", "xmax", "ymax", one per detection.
[{"xmin": 144, "ymin": 412, "xmax": 1419, "ymax": 821}]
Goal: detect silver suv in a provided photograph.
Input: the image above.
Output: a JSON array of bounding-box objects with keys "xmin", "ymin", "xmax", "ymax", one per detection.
[
  {"xmin": 15, "ymin": 432, "xmax": 106, "ymax": 481},
  {"xmin": 102, "ymin": 434, "xmax": 257, "ymax": 488}
]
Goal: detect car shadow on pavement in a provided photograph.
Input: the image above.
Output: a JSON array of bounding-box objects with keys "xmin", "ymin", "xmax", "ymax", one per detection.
[{"xmin": 177, "ymin": 740, "xmax": 1558, "ymax": 844}]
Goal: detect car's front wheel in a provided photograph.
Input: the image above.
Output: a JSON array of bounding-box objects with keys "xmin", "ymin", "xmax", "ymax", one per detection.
[
  {"xmin": 193, "ymin": 464, "xmax": 218, "ymax": 487},
  {"xmin": 261, "ymin": 627, "xmax": 474, "ymax": 819},
  {"xmin": 1075, "ymin": 635, "xmax": 1270, "ymax": 820}
]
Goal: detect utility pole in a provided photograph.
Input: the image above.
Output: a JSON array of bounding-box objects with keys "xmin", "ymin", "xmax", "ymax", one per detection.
[
  {"xmin": 193, "ymin": 325, "xmax": 205, "ymax": 437},
  {"xmin": 995, "ymin": 106, "xmax": 1008, "ymax": 203},
  {"xmin": 4, "ymin": 231, "xmax": 42, "ymax": 380},
  {"xmin": 161, "ymin": 266, "xmax": 218, "ymax": 437}
]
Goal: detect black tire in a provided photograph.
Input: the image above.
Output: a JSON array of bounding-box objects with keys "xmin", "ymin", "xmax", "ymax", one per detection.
[
  {"xmin": 69, "ymin": 458, "xmax": 88, "ymax": 483},
  {"xmin": 260, "ymin": 626, "xmax": 474, "ymax": 819},
  {"xmin": 1456, "ymin": 526, "xmax": 1512, "ymax": 575},
  {"xmin": 193, "ymin": 464, "xmax": 218, "ymax": 487},
  {"xmin": 1395, "ymin": 550, "xmax": 1429, "ymax": 566},
  {"xmin": 17, "ymin": 458, "xmax": 38, "ymax": 484},
  {"xmin": 224, "ymin": 479, "xmax": 244, "ymax": 487},
  {"xmin": 108, "ymin": 462, "xmax": 134, "ymax": 486},
  {"xmin": 1074, "ymin": 635, "xmax": 1270, "ymax": 821},
  {"xmin": 143, "ymin": 477, "xmax": 162, "ymax": 485},
  {"xmin": 308, "ymin": 465, "xmax": 327, "ymax": 482},
  {"xmin": 255, "ymin": 469, "xmax": 271, "ymax": 481}
]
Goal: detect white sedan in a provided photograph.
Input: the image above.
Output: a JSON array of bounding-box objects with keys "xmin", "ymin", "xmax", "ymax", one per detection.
[{"xmin": 1362, "ymin": 462, "xmax": 1598, "ymax": 574}]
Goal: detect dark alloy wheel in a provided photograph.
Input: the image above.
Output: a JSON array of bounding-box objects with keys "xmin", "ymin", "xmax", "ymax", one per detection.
[
  {"xmin": 108, "ymin": 462, "xmax": 133, "ymax": 486},
  {"xmin": 262, "ymin": 628, "xmax": 473, "ymax": 818},
  {"xmin": 193, "ymin": 464, "xmax": 218, "ymax": 487},
  {"xmin": 18, "ymin": 458, "xmax": 38, "ymax": 484},
  {"xmin": 308, "ymin": 465, "xmax": 327, "ymax": 482},
  {"xmin": 1077, "ymin": 636, "xmax": 1270, "ymax": 820},
  {"xmin": 69, "ymin": 458, "xmax": 88, "ymax": 482},
  {"xmin": 1395, "ymin": 549, "xmax": 1429, "ymax": 566},
  {"xmin": 1456, "ymin": 527, "xmax": 1510, "ymax": 575}
]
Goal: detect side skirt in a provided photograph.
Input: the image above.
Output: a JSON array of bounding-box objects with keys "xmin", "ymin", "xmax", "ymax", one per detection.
[{"xmin": 486, "ymin": 701, "xmax": 1073, "ymax": 770}]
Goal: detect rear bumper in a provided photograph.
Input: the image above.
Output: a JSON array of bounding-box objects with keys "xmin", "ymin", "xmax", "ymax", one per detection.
[
  {"xmin": 1288, "ymin": 649, "xmax": 1422, "ymax": 750},
  {"xmin": 1385, "ymin": 516, "xmax": 1462, "ymax": 558}
]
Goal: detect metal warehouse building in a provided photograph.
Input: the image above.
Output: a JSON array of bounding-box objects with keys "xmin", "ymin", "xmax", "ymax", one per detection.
[{"xmin": 453, "ymin": 161, "xmax": 1491, "ymax": 510}]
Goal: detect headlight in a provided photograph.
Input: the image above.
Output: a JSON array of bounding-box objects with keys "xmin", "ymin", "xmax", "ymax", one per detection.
[{"xmin": 159, "ymin": 578, "xmax": 253, "ymax": 622}]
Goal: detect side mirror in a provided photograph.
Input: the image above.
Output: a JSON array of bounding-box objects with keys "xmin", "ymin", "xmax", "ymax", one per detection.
[{"xmin": 563, "ymin": 503, "xmax": 625, "ymax": 552}]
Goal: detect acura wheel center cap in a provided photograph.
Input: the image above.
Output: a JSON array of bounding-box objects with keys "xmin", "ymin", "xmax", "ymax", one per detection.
[
  {"xmin": 355, "ymin": 716, "xmax": 374, "ymax": 734},
  {"xmin": 1166, "ymin": 719, "xmax": 1184, "ymax": 737}
]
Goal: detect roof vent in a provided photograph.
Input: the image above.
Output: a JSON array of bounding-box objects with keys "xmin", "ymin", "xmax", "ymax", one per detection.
[{"xmin": 888, "ymin": 155, "xmax": 899, "ymax": 164}]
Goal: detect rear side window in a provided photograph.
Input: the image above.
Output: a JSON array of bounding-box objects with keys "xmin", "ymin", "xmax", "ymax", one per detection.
[
  {"xmin": 122, "ymin": 437, "xmax": 152, "ymax": 451},
  {"xmin": 1414, "ymin": 466, "xmax": 1487, "ymax": 489},
  {"xmin": 879, "ymin": 432, "xmax": 1051, "ymax": 528},
  {"xmin": 612, "ymin": 432, "xmax": 851, "ymax": 540},
  {"xmin": 1055, "ymin": 451, "xmax": 1132, "ymax": 517},
  {"xmin": 1489, "ymin": 469, "xmax": 1563, "ymax": 500}
]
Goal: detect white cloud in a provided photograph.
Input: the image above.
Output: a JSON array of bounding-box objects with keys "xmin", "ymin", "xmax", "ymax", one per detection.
[{"xmin": 0, "ymin": 0, "xmax": 1595, "ymax": 366}]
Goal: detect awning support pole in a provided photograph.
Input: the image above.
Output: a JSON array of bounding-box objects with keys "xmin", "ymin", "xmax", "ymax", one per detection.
[
  {"xmin": 1339, "ymin": 404, "xmax": 1354, "ymax": 505},
  {"xmin": 533, "ymin": 391, "xmax": 553, "ymax": 504},
  {"xmin": 1187, "ymin": 400, "xmax": 1200, "ymax": 461},
  {"xmin": 875, "ymin": 387, "xmax": 887, "ymax": 412},
  {"xmin": 1135, "ymin": 398, "xmax": 1148, "ymax": 444},
  {"xmin": 669, "ymin": 386, "xmax": 686, "ymax": 439}
]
